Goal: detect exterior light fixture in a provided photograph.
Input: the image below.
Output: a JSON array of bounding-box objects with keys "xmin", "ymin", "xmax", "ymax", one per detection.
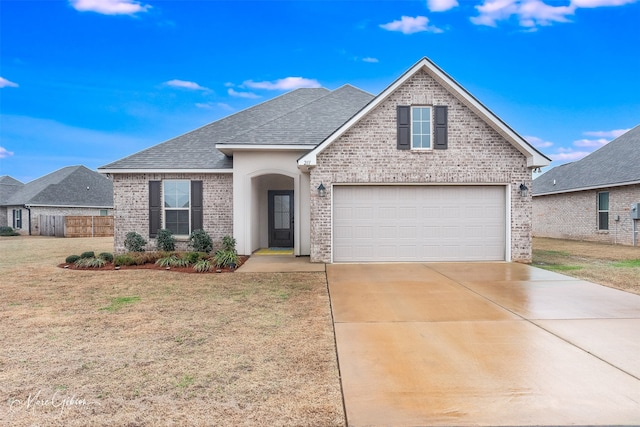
[
  {"xmin": 519, "ymin": 183, "xmax": 529, "ymax": 197},
  {"xmin": 317, "ymin": 183, "xmax": 327, "ymax": 197}
]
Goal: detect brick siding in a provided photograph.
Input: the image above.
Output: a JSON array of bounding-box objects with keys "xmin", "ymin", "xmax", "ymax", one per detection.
[
  {"xmin": 112, "ymin": 173, "xmax": 233, "ymax": 253},
  {"xmin": 533, "ymin": 184, "xmax": 640, "ymax": 246},
  {"xmin": 309, "ymin": 69, "xmax": 532, "ymax": 263}
]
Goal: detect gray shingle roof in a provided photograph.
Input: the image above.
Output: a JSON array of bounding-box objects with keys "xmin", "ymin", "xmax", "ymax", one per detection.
[
  {"xmin": 5, "ymin": 166, "xmax": 113, "ymax": 207},
  {"xmin": 533, "ymin": 124, "xmax": 640, "ymax": 195},
  {"xmin": 0, "ymin": 176, "xmax": 24, "ymax": 204},
  {"xmin": 100, "ymin": 85, "xmax": 374, "ymax": 170}
]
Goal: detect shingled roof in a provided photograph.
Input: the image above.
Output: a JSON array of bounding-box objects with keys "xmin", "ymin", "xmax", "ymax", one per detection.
[
  {"xmin": 100, "ymin": 85, "xmax": 374, "ymax": 171},
  {"xmin": 0, "ymin": 176, "xmax": 24, "ymax": 205},
  {"xmin": 5, "ymin": 165, "xmax": 113, "ymax": 207},
  {"xmin": 533, "ymin": 125, "xmax": 640, "ymax": 196}
]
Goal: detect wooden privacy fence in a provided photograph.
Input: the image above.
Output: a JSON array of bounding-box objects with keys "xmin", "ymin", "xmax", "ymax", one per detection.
[
  {"xmin": 40, "ymin": 215, "xmax": 114, "ymax": 237},
  {"xmin": 65, "ymin": 216, "xmax": 114, "ymax": 237}
]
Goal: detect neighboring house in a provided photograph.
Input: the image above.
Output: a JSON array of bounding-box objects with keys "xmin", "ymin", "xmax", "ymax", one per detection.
[
  {"xmin": 2, "ymin": 165, "xmax": 114, "ymax": 235},
  {"xmin": 99, "ymin": 57, "xmax": 550, "ymax": 262},
  {"xmin": 533, "ymin": 125, "xmax": 640, "ymax": 246},
  {"xmin": 0, "ymin": 175, "xmax": 25, "ymax": 228}
]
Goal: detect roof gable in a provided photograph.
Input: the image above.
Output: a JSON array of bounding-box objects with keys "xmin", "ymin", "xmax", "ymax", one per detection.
[
  {"xmin": 298, "ymin": 57, "xmax": 550, "ymax": 169},
  {"xmin": 5, "ymin": 166, "xmax": 113, "ymax": 207},
  {"xmin": 533, "ymin": 124, "xmax": 640, "ymax": 195},
  {"xmin": 0, "ymin": 176, "xmax": 24, "ymax": 205}
]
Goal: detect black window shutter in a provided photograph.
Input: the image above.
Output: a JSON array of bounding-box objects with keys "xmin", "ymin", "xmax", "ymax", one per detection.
[
  {"xmin": 149, "ymin": 181, "xmax": 161, "ymax": 238},
  {"xmin": 191, "ymin": 180, "xmax": 203, "ymax": 232},
  {"xmin": 434, "ymin": 105, "xmax": 448, "ymax": 150},
  {"xmin": 397, "ymin": 105, "xmax": 410, "ymax": 150}
]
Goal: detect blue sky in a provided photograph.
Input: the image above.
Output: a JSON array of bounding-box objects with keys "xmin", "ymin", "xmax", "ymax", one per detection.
[{"xmin": 1, "ymin": 0, "xmax": 639, "ymax": 183}]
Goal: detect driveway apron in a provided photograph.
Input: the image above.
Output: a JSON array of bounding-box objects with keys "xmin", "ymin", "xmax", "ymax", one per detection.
[{"xmin": 327, "ymin": 262, "xmax": 640, "ymax": 426}]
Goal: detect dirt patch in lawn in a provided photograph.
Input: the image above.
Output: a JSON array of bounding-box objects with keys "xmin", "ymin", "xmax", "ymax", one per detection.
[
  {"xmin": 0, "ymin": 236, "xmax": 344, "ymax": 426},
  {"xmin": 533, "ymin": 237, "xmax": 640, "ymax": 295}
]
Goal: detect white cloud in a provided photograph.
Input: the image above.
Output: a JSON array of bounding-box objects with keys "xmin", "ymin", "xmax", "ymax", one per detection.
[
  {"xmin": 196, "ymin": 102, "xmax": 234, "ymax": 111},
  {"xmin": 244, "ymin": 77, "xmax": 322, "ymax": 91},
  {"xmin": 380, "ymin": 16, "xmax": 443, "ymax": 34},
  {"xmin": 428, "ymin": 0, "xmax": 459, "ymax": 12},
  {"xmin": 362, "ymin": 57, "xmax": 379, "ymax": 63},
  {"xmin": 583, "ymin": 128, "xmax": 630, "ymax": 138},
  {"xmin": 573, "ymin": 138, "xmax": 609, "ymax": 147},
  {"xmin": 0, "ymin": 146, "xmax": 14, "ymax": 159},
  {"xmin": 0, "ymin": 77, "xmax": 19, "ymax": 88},
  {"xmin": 550, "ymin": 147, "xmax": 592, "ymax": 161},
  {"xmin": 228, "ymin": 88, "xmax": 261, "ymax": 99},
  {"xmin": 471, "ymin": 0, "xmax": 575, "ymax": 28},
  {"xmin": 69, "ymin": 0, "xmax": 151, "ymax": 15},
  {"xmin": 525, "ymin": 135, "xmax": 554, "ymax": 148},
  {"xmin": 164, "ymin": 79, "xmax": 209, "ymax": 91},
  {"xmin": 571, "ymin": 0, "xmax": 637, "ymax": 7}
]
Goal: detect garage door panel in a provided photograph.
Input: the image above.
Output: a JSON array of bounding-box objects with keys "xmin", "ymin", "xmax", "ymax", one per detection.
[{"xmin": 333, "ymin": 186, "xmax": 506, "ymax": 262}]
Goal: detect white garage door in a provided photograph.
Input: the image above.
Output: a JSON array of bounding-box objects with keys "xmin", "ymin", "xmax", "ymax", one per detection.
[{"xmin": 333, "ymin": 185, "xmax": 506, "ymax": 262}]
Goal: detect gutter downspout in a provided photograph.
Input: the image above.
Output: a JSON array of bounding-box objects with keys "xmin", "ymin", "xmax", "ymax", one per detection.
[{"xmin": 24, "ymin": 205, "xmax": 31, "ymax": 236}]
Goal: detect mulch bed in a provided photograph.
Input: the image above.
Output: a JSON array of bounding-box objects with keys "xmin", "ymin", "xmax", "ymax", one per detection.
[{"xmin": 58, "ymin": 256, "xmax": 248, "ymax": 274}]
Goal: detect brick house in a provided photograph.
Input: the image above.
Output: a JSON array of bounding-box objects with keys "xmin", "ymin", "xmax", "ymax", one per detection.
[
  {"xmin": 99, "ymin": 58, "xmax": 549, "ymax": 262},
  {"xmin": 1, "ymin": 165, "xmax": 114, "ymax": 235},
  {"xmin": 532, "ymin": 125, "xmax": 640, "ymax": 246}
]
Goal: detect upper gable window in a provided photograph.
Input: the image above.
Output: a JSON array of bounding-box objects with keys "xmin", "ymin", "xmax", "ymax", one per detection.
[
  {"xmin": 597, "ymin": 191, "xmax": 609, "ymax": 231},
  {"xmin": 412, "ymin": 106, "xmax": 432, "ymax": 149},
  {"xmin": 397, "ymin": 105, "xmax": 447, "ymax": 150},
  {"xmin": 164, "ymin": 180, "xmax": 190, "ymax": 235}
]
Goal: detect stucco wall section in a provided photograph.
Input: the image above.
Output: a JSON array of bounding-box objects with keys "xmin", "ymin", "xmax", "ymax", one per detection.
[
  {"xmin": 533, "ymin": 184, "xmax": 640, "ymax": 246},
  {"xmin": 112, "ymin": 173, "xmax": 233, "ymax": 253},
  {"xmin": 310, "ymin": 69, "xmax": 532, "ymax": 263}
]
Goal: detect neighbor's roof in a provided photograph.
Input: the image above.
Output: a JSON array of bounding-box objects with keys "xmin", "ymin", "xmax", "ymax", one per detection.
[
  {"xmin": 533, "ymin": 124, "xmax": 640, "ymax": 196},
  {"xmin": 299, "ymin": 57, "xmax": 551, "ymax": 169},
  {"xmin": 5, "ymin": 165, "xmax": 114, "ymax": 208},
  {"xmin": 100, "ymin": 85, "xmax": 374, "ymax": 172},
  {"xmin": 0, "ymin": 176, "xmax": 24, "ymax": 205}
]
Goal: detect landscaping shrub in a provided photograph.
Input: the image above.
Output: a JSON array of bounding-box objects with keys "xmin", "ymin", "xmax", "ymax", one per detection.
[
  {"xmin": 156, "ymin": 255, "xmax": 189, "ymax": 268},
  {"xmin": 124, "ymin": 232, "xmax": 147, "ymax": 252},
  {"xmin": 80, "ymin": 251, "xmax": 95, "ymax": 259},
  {"xmin": 184, "ymin": 251, "xmax": 207, "ymax": 264},
  {"xmin": 114, "ymin": 254, "xmax": 136, "ymax": 266},
  {"xmin": 98, "ymin": 252, "xmax": 114, "ymax": 263},
  {"xmin": 0, "ymin": 226, "xmax": 19, "ymax": 236},
  {"xmin": 193, "ymin": 259, "xmax": 213, "ymax": 272},
  {"xmin": 188, "ymin": 230, "xmax": 213, "ymax": 253},
  {"xmin": 156, "ymin": 229, "xmax": 175, "ymax": 252},
  {"xmin": 75, "ymin": 257, "xmax": 106, "ymax": 268},
  {"xmin": 214, "ymin": 235, "xmax": 239, "ymax": 268},
  {"xmin": 65, "ymin": 254, "xmax": 81, "ymax": 264}
]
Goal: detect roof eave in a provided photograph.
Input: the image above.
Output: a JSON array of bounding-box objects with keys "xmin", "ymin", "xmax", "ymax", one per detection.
[
  {"xmin": 533, "ymin": 179, "xmax": 640, "ymax": 196},
  {"xmin": 97, "ymin": 168, "xmax": 233, "ymax": 175},
  {"xmin": 216, "ymin": 144, "xmax": 315, "ymax": 156}
]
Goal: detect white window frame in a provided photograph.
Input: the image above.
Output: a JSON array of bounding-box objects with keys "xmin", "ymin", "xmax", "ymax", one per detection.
[
  {"xmin": 163, "ymin": 180, "xmax": 191, "ymax": 236},
  {"xmin": 411, "ymin": 106, "xmax": 433, "ymax": 150},
  {"xmin": 13, "ymin": 209, "xmax": 22, "ymax": 229},
  {"xmin": 597, "ymin": 191, "xmax": 609, "ymax": 231}
]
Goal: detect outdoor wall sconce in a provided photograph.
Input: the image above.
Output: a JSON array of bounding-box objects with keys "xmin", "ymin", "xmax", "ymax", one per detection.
[
  {"xmin": 317, "ymin": 183, "xmax": 327, "ymax": 197},
  {"xmin": 519, "ymin": 183, "xmax": 529, "ymax": 197}
]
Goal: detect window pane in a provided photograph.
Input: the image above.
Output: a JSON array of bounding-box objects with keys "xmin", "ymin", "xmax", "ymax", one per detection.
[
  {"xmin": 598, "ymin": 192, "xmax": 609, "ymax": 210},
  {"xmin": 166, "ymin": 210, "xmax": 190, "ymax": 235},
  {"xmin": 164, "ymin": 181, "xmax": 190, "ymax": 208},
  {"xmin": 599, "ymin": 212, "xmax": 609, "ymax": 230},
  {"xmin": 411, "ymin": 107, "xmax": 431, "ymax": 149},
  {"xmin": 274, "ymin": 195, "xmax": 290, "ymax": 229}
]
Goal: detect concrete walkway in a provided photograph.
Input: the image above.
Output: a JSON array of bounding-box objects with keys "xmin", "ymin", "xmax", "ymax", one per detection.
[
  {"xmin": 327, "ymin": 262, "xmax": 640, "ymax": 426},
  {"xmin": 236, "ymin": 255, "xmax": 325, "ymax": 273}
]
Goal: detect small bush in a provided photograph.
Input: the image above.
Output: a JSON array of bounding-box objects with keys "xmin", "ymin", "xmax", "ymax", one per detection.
[
  {"xmin": 156, "ymin": 229, "xmax": 176, "ymax": 252},
  {"xmin": 156, "ymin": 255, "xmax": 189, "ymax": 268},
  {"xmin": 188, "ymin": 230, "xmax": 213, "ymax": 253},
  {"xmin": 214, "ymin": 249, "xmax": 239, "ymax": 269},
  {"xmin": 80, "ymin": 251, "xmax": 95, "ymax": 259},
  {"xmin": 65, "ymin": 254, "xmax": 81, "ymax": 264},
  {"xmin": 124, "ymin": 232, "xmax": 147, "ymax": 252},
  {"xmin": 221, "ymin": 235, "xmax": 237, "ymax": 252},
  {"xmin": 193, "ymin": 259, "xmax": 213, "ymax": 273},
  {"xmin": 98, "ymin": 252, "xmax": 114, "ymax": 263},
  {"xmin": 75, "ymin": 257, "xmax": 106, "ymax": 268},
  {"xmin": 114, "ymin": 254, "xmax": 136, "ymax": 266},
  {"xmin": 184, "ymin": 251, "xmax": 207, "ymax": 265},
  {"xmin": 0, "ymin": 226, "xmax": 19, "ymax": 236}
]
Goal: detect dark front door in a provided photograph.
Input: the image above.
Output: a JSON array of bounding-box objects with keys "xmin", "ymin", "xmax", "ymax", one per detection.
[{"xmin": 268, "ymin": 190, "xmax": 294, "ymax": 247}]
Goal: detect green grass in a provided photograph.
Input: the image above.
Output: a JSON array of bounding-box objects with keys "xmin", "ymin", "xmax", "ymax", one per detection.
[
  {"xmin": 536, "ymin": 249, "xmax": 571, "ymax": 257},
  {"xmin": 100, "ymin": 296, "xmax": 141, "ymax": 312},
  {"xmin": 612, "ymin": 259, "xmax": 640, "ymax": 268}
]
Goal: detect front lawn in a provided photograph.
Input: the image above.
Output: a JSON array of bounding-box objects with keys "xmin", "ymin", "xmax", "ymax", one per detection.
[{"xmin": 0, "ymin": 236, "xmax": 343, "ymax": 426}]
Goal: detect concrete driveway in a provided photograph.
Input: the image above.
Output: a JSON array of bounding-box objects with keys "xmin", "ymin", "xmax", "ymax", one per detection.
[{"xmin": 327, "ymin": 263, "xmax": 640, "ymax": 426}]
